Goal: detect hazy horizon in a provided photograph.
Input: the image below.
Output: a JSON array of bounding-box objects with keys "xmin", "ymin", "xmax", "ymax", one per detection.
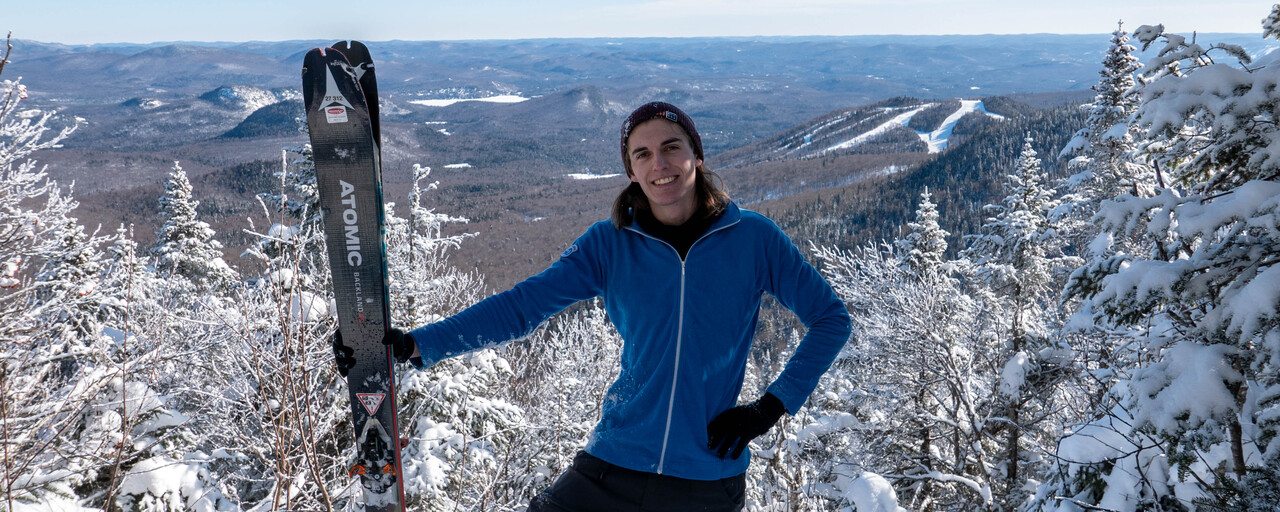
[{"xmin": 11, "ymin": 0, "xmax": 1270, "ymax": 46}]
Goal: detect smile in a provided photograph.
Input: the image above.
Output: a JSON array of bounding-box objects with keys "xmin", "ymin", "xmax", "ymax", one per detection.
[{"xmin": 653, "ymin": 176, "xmax": 677, "ymax": 185}]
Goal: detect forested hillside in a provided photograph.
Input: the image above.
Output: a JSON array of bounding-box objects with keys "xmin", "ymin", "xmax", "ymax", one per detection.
[{"xmin": 760, "ymin": 99, "xmax": 1088, "ymax": 253}]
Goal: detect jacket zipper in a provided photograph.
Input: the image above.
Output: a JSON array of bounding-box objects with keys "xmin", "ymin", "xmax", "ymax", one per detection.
[
  {"xmin": 657, "ymin": 260, "xmax": 686, "ymax": 474},
  {"xmin": 625, "ymin": 217, "xmax": 740, "ymax": 475}
]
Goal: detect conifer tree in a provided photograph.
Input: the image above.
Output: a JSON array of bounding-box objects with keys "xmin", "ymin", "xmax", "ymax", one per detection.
[
  {"xmin": 1057, "ymin": 12, "xmax": 1280, "ymax": 509},
  {"xmin": 1059, "ymin": 21, "xmax": 1151, "ymax": 215},
  {"xmin": 963, "ymin": 135, "xmax": 1078, "ymax": 510},
  {"xmin": 151, "ymin": 161, "xmax": 238, "ymax": 293},
  {"xmin": 896, "ymin": 188, "xmax": 949, "ymax": 282},
  {"xmin": 36, "ymin": 217, "xmax": 105, "ymax": 342},
  {"xmin": 1055, "ymin": 21, "xmax": 1153, "ymax": 435}
]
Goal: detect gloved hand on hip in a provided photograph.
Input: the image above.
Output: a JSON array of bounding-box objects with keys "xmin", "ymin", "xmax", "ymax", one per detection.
[{"xmin": 707, "ymin": 392, "xmax": 787, "ymax": 459}]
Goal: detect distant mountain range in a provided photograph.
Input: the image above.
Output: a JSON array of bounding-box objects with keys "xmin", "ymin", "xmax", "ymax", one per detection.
[{"xmin": 7, "ymin": 33, "xmax": 1274, "ymax": 289}]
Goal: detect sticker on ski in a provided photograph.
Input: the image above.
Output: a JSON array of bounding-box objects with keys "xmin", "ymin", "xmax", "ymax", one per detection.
[
  {"xmin": 326, "ymin": 106, "xmax": 348, "ymax": 123},
  {"xmin": 358, "ymin": 393, "xmax": 386, "ymax": 415}
]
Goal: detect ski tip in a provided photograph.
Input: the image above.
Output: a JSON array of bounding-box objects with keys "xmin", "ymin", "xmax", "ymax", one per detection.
[
  {"xmin": 305, "ymin": 46, "xmax": 351, "ymax": 65},
  {"xmin": 309, "ymin": 46, "xmax": 338, "ymax": 58}
]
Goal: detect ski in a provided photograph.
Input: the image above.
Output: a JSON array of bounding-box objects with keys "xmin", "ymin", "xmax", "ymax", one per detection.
[
  {"xmin": 301, "ymin": 46, "xmax": 405, "ymax": 511},
  {"xmin": 331, "ymin": 40, "xmax": 380, "ymax": 154}
]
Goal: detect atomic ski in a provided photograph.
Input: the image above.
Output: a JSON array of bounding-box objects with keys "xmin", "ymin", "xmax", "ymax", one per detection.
[{"xmin": 301, "ymin": 45, "xmax": 405, "ymax": 510}]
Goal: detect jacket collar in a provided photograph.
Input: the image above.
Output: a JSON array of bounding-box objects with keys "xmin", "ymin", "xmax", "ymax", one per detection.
[{"xmin": 626, "ymin": 201, "xmax": 740, "ymax": 238}]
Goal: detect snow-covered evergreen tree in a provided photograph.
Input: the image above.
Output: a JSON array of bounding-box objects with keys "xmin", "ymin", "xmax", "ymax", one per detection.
[
  {"xmin": 151, "ymin": 161, "xmax": 239, "ymax": 293},
  {"xmin": 37, "ymin": 217, "xmax": 106, "ymax": 343},
  {"xmin": 896, "ymin": 188, "xmax": 949, "ymax": 282},
  {"xmin": 963, "ymin": 135, "xmax": 1079, "ymax": 511},
  {"xmin": 1054, "ymin": 12, "xmax": 1280, "ymax": 510},
  {"xmin": 1059, "ymin": 20, "xmax": 1152, "ymax": 217},
  {"xmin": 812, "ymin": 232, "xmax": 992, "ymax": 511}
]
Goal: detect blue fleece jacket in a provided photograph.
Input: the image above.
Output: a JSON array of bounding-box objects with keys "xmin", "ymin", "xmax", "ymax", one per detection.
[{"xmin": 408, "ymin": 202, "xmax": 851, "ymax": 480}]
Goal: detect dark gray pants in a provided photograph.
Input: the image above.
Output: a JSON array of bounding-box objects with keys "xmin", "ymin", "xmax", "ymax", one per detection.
[{"xmin": 528, "ymin": 451, "xmax": 746, "ymax": 512}]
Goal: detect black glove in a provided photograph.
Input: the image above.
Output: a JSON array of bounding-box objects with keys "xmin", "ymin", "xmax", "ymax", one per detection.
[
  {"xmin": 382, "ymin": 327, "xmax": 414, "ymax": 364},
  {"xmin": 332, "ymin": 327, "xmax": 413, "ymax": 376},
  {"xmin": 332, "ymin": 330, "xmax": 356, "ymax": 377},
  {"xmin": 707, "ymin": 393, "xmax": 787, "ymax": 459}
]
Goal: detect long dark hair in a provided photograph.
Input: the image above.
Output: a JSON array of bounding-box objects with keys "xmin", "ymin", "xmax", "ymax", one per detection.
[{"xmin": 610, "ymin": 164, "xmax": 730, "ymax": 228}]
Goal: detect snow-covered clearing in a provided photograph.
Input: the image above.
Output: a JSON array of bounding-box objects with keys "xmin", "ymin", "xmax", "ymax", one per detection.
[
  {"xmin": 917, "ymin": 99, "xmax": 1004, "ymax": 153},
  {"xmin": 408, "ymin": 95, "xmax": 530, "ymax": 107},
  {"xmin": 823, "ymin": 100, "xmax": 1005, "ymax": 155},
  {"xmin": 824, "ymin": 106, "xmax": 930, "ymax": 154},
  {"xmin": 567, "ymin": 172, "xmax": 622, "ymax": 180}
]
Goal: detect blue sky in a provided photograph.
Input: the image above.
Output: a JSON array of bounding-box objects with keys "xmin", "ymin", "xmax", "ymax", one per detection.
[{"xmin": 9, "ymin": 0, "xmax": 1272, "ymax": 44}]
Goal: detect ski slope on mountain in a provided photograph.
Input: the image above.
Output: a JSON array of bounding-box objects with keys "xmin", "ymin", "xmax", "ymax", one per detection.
[
  {"xmin": 918, "ymin": 99, "xmax": 1005, "ymax": 153},
  {"xmin": 823, "ymin": 105, "xmax": 931, "ymax": 155},
  {"xmin": 823, "ymin": 100, "xmax": 1004, "ymax": 155}
]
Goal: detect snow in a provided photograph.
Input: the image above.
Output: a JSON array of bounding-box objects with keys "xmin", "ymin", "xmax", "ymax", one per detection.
[
  {"xmin": 443, "ymin": 163, "xmax": 472, "ymax": 169},
  {"xmin": 117, "ymin": 456, "xmax": 229, "ymax": 512},
  {"xmin": 916, "ymin": 100, "xmax": 1005, "ymax": 153},
  {"xmin": 794, "ymin": 412, "xmax": 860, "ymax": 446},
  {"xmin": 289, "ymin": 291, "xmax": 330, "ymax": 323},
  {"xmin": 823, "ymin": 106, "xmax": 929, "ymax": 154},
  {"xmin": 266, "ymin": 223, "xmax": 297, "ymax": 243},
  {"xmin": 998, "ymin": 351, "xmax": 1029, "ymax": 397},
  {"xmin": 407, "ymin": 94, "xmax": 530, "ymax": 107},
  {"xmin": 798, "ymin": 113, "xmax": 852, "ymax": 147},
  {"xmin": 567, "ymin": 172, "xmax": 622, "ymax": 180},
  {"xmin": 837, "ymin": 472, "xmax": 907, "ymax": 512},
  {"xmin": 1131, "ymin": 341, "xmax": 1242, "ymax": 434},
  {"xmin": 12, "ymin": 495, "xmax": 97, "ymax": 512},
  {"xmin": 821, "ymin": 100, "xmax": 1005, "ymax": 155},
  {"xmin": 1210, "ymin": 263, "xmax": 1280, "ymax": 340}
]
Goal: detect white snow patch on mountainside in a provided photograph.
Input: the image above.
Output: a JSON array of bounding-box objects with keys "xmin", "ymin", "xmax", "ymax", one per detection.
[
  {"xmin": 444, "ymin": 163, "xmax": 472, "ymax": 169},
  {"xmin": 568, "ymin": 172, "xmax": 622, "ymax": 180},
  {"xmin": 917, "ymin": 99, "xmax": 1005, "ymax": 153},
  {"xmin": 823, "ymin": 105, "xmax": 930, "ymax": 154},
  {"xmin": 821, "ymin": 100, "xmax": 1005, "ymax": 156},
  {"xmin": 408, "ymin": 95, "xmax": 530, "ymax": 107},
  {"xmin": 206, "ymin": 85, "xmax": 279, "ymax": 112}
]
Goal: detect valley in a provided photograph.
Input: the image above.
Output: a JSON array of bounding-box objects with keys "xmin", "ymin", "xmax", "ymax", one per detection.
[{"xmin": 9, "ymin": 33, "xmax": 1261, "ymax": 291}]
